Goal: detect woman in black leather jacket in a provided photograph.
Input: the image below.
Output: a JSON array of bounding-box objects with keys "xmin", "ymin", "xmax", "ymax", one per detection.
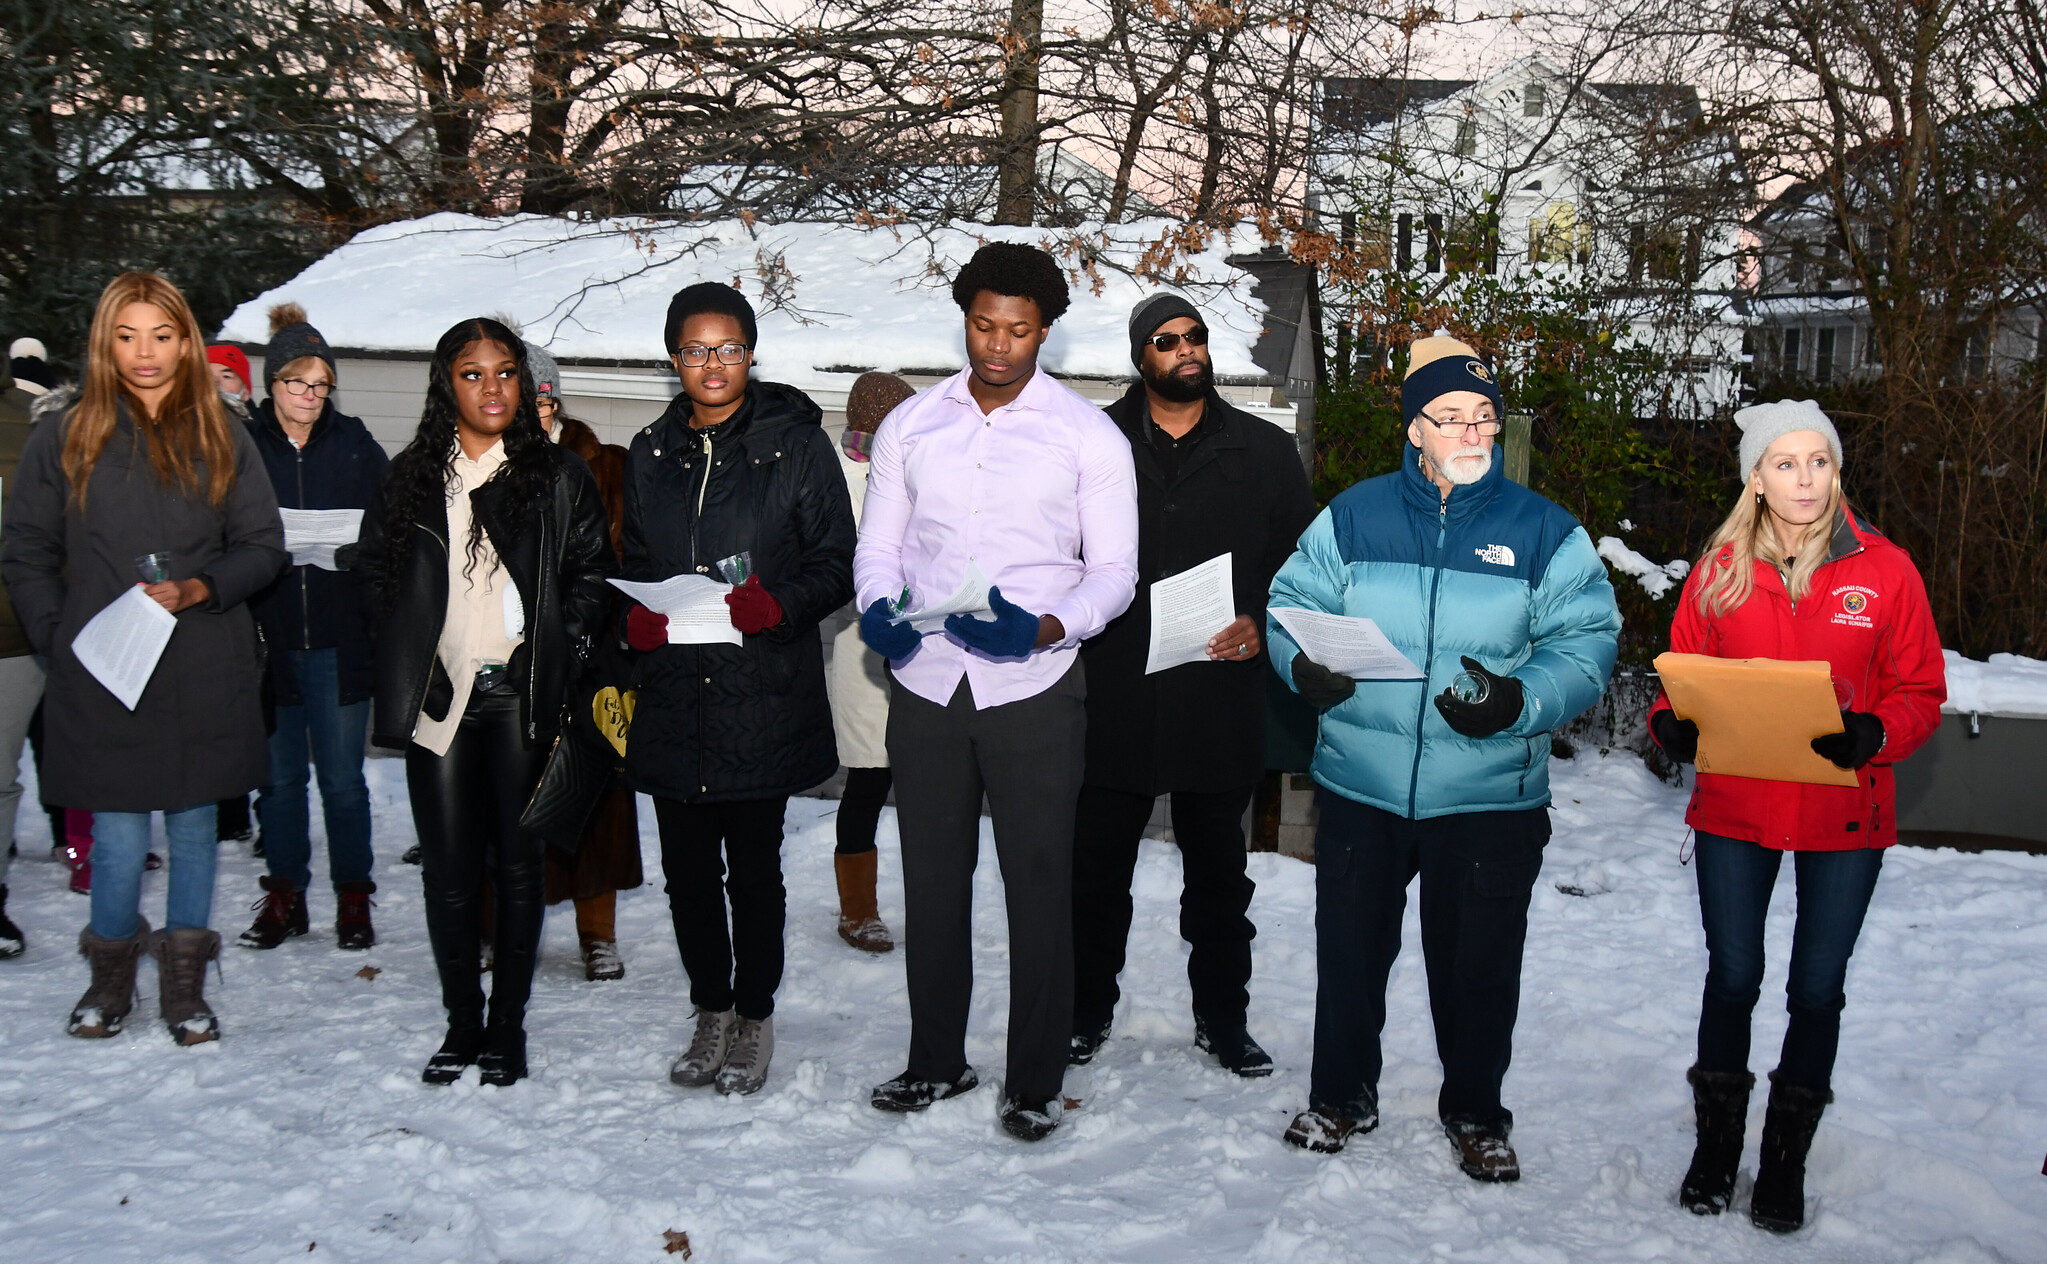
[{"xmin": 353, "ymin": 317, "xmax": 615, "ymax": 1086}]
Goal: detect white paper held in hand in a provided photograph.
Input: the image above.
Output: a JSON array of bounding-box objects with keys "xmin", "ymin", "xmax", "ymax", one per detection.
[
  {"xmin": 608, "ymin": 575, "xmax": 743, "ymax": 646},
  {"xmin": 1269, "ymin": 606, "xmax": 1425, "ymax": 680},
  {"xmin": 277, "ymin": 508, "xmax": 364, "ymax": 571},
  {"xmin": 890, "ymin": 561, "xmax": 993, "ymax": 632},
  {"xmin": 1145, "ymin": 553, "xmax": 1237, "ymax": 674},
  {"xmin": 72, "ymin": 584, "xmax": 178, "ymax": 710}
]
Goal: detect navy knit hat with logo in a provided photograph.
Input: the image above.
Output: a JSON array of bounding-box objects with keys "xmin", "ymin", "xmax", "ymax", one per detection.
[{"xmin": 1402, "ymin": 334, "xmax": 1503, "ymax": 423}]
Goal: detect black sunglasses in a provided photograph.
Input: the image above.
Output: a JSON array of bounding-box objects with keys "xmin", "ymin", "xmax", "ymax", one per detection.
[{"xmin": 1147, "ymin": 327, "xmax": 1210, "ymax": 353}]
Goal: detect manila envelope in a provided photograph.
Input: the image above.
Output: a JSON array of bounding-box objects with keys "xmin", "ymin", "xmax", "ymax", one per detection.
[{"xmin": 1652, "ymin": 652, "xmax": 1860, "ymax": 788}]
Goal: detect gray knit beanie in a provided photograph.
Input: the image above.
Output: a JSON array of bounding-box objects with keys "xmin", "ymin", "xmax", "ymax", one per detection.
[
  {"xmin": 263, "ymin": 303, "xmax": 335, "ymax": 386},
  {"xmin": 1127, "ymin": 292, "xmax": 1203, "ymax": 366},
  {"xmin": 1734, "ymin": 399, "xmax": 1842, "ymax": 482},
  {"xmin": 525, "ymin": 342, "xmax": 561, "ymax": 401}
]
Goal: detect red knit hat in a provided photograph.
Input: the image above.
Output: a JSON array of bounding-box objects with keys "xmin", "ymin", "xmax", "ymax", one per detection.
[{"xmin": 207, "ymin": 345, "xmax": 252, "ymax": 393}]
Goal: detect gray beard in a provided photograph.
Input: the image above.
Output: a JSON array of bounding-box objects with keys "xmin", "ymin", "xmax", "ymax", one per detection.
[{"xmin": 1431, "ymin": 448, "xmax": 1492, "ymax": 486}]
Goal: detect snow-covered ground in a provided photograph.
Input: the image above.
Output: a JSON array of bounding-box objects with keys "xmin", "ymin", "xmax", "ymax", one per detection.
[{"xmin": 2, "ymin": 749, "xmax": 2043, "ymax": 1263}]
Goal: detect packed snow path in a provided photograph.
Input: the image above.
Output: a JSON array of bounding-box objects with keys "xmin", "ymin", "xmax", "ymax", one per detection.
[{"xmin": 1, "ymin": 750, "xmax": 2042, "ymax": 1263}]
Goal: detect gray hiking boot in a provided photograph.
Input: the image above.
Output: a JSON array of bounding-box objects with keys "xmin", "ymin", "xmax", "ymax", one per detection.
[
  {"xmin": 715, "ymin": 1015, "xmax": 774, "ymax": 1096},
  {"xmin": 151, "ymin": 927, "xmax": 222, "ymax": 1046},
  {"xmin": 669, "ymin": 1008, "xmax": 733, "ymax": 1087},
  {"xmin": 68, "ymin": 916, "xmax": 151, "ymax": 1038}
]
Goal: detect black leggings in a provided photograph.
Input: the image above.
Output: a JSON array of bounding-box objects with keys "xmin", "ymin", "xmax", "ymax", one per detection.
[
  {"xmin": 836, "ymin": 766, "xmax": 893, "ymax": 856},
  {"xmin": 405, "ymin": 688, "xmax": 547, "ymax": 1033}
]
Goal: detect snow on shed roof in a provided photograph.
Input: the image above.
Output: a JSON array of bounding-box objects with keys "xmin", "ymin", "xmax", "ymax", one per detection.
[{"xmin": 218, "ymin": 214, "xmax": 1276, "ymax": 391}]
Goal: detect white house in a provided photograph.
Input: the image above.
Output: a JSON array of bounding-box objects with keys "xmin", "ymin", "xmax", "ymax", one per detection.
[{"xmin": 1309, "ymin": 56, "xmax": 1748, "ymax": 412}]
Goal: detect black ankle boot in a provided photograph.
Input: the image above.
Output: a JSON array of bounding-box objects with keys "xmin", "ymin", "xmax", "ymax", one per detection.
[
  {"xmin": 478, "ymin": 1023, "xmax": 527, "ymax": 1087},
  {"xmin": 1750, "ymin": 1072, "xmax": 1831, "ymax": 1233},
  {"xmin": 1679, "ymin": 1065, "xmax": 1755, "ymax": 1214},
  {"xmin": 422, "ymin": 1022, "xmax": 486, "ymax": 1085}
]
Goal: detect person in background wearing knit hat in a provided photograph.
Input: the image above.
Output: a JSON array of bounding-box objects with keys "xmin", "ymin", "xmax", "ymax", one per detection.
[
  {"xmin": 524, "ymin": 341, "xmax": 644, "ymax": 982},
  {"xmin": 208, "ymin": 342, "xmax": 259, "ymax": 849},
  {"xmin": 208, "ymin": 345, "xmax": 254, "ymax": 422},
  {"xmin": 1267, "ymin": 332, "xmax": 1620, "ymax": 1178},
  {"xmin": 824, "ymin": 370, "xmax": 916, "ymax": 954},
  {"xmin": 1065, "ymin": 293, "xmax": 1316, "ymax": 1077},
  {"xmin": 8, "ymin": 338, "xmax": 56, "ymax": 396},
  {"xmin": 237, "ymin": 303, "xmax": 389, "ymax": 952},
  {"xmin": 622, "ymin": 282, "xmax": 855, "ymax": 1097},
  {"xmin": 1647, "ymin": 399, "xmax": 1944, "ymax": 1233},
  {"xmin": 0, "ymin": 351, "xmax": 43, "ymax": 957}
]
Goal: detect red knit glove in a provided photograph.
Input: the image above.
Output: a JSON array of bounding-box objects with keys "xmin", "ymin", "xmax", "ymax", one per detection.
[
  {"xmin": 725, "ymin": 574, "xmax": 783, "ymax": 634},
  {"xmin": 625, "ymin": 603, "xmax": 669, "ymax": 651}
]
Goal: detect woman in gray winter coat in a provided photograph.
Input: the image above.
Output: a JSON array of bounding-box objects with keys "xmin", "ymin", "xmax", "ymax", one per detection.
[{"xmin": 0, "ymin": 272, "xmax": 287, "ymax": 1045}]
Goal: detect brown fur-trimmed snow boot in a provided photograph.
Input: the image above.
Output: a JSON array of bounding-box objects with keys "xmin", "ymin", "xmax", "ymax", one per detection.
[
  {"xmin": 1750, "ymin": 1072, "xmax": 1831, "ymax": 1233},
  {"xmin": 835, "ymin": 850, "xmax": 894, "ymax": 953},
  {"xmin": 69, "ymin": 916, "xmax": 150, "ymax": 1037},
  {"xmin": 151, "ymin": 927, "xmax": 223, "ymax": 1046},
  {"xmin": 1680, "ymin": 1065, "xmax": 1755, "ymax": 1215}
]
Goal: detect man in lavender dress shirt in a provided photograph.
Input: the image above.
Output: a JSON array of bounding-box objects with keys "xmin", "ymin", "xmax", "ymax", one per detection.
[{"xmin": 854, "ymin": 243, "xmax": 1139, "ymax": 1140}]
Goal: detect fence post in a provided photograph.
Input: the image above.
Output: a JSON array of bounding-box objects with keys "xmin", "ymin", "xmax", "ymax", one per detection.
[{"xmin": 1504, "ymin": 412, "xmax": 1533, "ymax": 485}]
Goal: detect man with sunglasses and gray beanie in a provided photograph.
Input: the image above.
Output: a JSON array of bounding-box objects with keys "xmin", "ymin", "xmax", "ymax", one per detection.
[
  {"xmin": 1066, "ymin": 292, "xmax": 1315, "ymax": 1078},
  {"xmin": 1266, "ymin": 332, "xmax": 1619, "ymax": 1180}
]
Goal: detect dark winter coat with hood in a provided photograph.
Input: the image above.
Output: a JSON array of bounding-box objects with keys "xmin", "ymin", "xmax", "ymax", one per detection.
[
  {"xmin": 352, "ymin": 443, "xmax": 616, "ymax": 751},
  {"xmin": 621, "ymin": 380, "xmax": 855, "ymax": 803},
  {"xmin": 1080, "ymin": 383, "xmax": 1318, "ymax": 795},
  {"xmin": 0, "ymin": 392, "xmax": 288, "ymax": 811},
  {"xmin": 246, "ymin": 398, "xmax": 389, "ymax": 706}
]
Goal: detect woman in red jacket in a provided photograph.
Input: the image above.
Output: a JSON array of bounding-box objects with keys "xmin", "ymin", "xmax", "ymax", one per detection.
[{"xmin": 1649, "ymin": 400, "xmax": 1944, "ymax": 1234}]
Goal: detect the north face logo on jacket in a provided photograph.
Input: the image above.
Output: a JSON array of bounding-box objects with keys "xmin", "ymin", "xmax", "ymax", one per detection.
[{"xmin": 1474, "ymin": 544, "xmax": 1515, "ymax": 566}]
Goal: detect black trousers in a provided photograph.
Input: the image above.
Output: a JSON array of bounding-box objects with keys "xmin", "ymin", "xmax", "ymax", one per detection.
[
  {"xmin": 1309, "ymin": 790, "xmax": 1549, "ymax": 1132},
  {"xmin": 888, "ymin": 664, "xmax": 1086, "ymax": 1105},
  {"xmin": 1071, "ymin": 783, "xmax": 1257, "ymax": 1034},
  {"xmin": 405, "ymin": 687, "xmax": 548, "ymax": 1033},
  {"xmin": 836, "ymin": 766, "xmax": 893, "ymax": 856},
  {"xmin": 655, "ymin": 796, "xmax": 788, "ymax": 1020}
]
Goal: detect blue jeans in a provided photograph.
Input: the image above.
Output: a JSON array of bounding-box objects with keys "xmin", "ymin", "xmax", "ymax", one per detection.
[
  {"xmin": 256, "ymin": 647, "xmax": 373, "ymax": 891},
  {"xmin": 1693, "ymin": 832, "xmax": 1884, "ymax": 1091},
  {"xmin": 90, "ymin": 804, "xmax": 219, "ymax": 938}
]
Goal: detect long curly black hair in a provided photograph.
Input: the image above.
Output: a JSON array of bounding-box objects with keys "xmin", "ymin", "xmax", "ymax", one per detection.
[{"xmin": 369, "ymin": 317, "xmax": 557, "ymax": 610}]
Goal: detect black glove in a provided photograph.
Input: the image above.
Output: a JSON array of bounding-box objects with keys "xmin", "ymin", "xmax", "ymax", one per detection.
[
  {"xmin": 1650, "ymin": 709, "xmax": 1700, "ymax": 764},
  {"xmin": 1433, "ymin": 656, "xmax": 1525, "ymax": 739},
  {"xmin": 1811, "ymin": 710, "xmax": 1885, "ymax": 770},
  {"xmin": 1292, "ymin": 653, "xmax": 1356, "ymax": 712}
]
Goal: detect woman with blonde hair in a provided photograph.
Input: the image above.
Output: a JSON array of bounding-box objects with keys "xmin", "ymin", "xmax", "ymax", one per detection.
[
  {"xmin": 1648, "ymin": 399, "xmax": 1944, "ymax": 1232},
  {"xmin": 0, "ymin": 272, "xmax": 287, "ymax": 1044}
]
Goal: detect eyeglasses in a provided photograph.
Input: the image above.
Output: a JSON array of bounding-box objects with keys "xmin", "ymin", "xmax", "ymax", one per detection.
[
  {"xmin": 675, "ymin": 343, "xmax": 749, "ymax": 367},
  {"xmin": 277, "ymin": 377, "xmax": 333, "ymax": 399},
  {"xmin": 1146, "ymin": 327, "xmax": 1210, "ymax": 353},
  {"xmin": 1417, "ymin": 409, "xmax": 1502, "ymax": 438}
]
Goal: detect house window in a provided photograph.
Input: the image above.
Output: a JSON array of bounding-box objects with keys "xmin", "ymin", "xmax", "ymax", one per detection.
[
  {"xmin": 1528, "ymin": 203, "xmax": 1588, "ymax": 267},
  {"xmin": 1816, "ymin": 327, "xmax": 1836, "ymax": 382},
  {"xmin": 1523, "ymin": 82, "xmax": 1546, "ymax": 118},
  {"xmin": 1642, "ymin": 226, "xmax": 1694, "ymax": 283},
  {"xmin": 1455, "ymin": 118, "xmax": 1477, "ymax": 157},
  {"xmin": 1397, "ymin": 213, "xmax": 1414, "ymax": 270},
  {"xmin": 1424, "ymin": 212, "xmax": 1444, "ymax": 272},
  {"xmin": 1353, "ymin": 217, "xmax": 1392, "ymax": 269},
  {"xmin": 1782, "ymin": 327, "xmax": 1802, "ymax": 373}
]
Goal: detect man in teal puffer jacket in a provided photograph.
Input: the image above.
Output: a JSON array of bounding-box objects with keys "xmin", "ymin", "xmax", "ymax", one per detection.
[{"xmin": 1268, "ymin": 334, "xmax": 1620, "ymax": 1180}]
